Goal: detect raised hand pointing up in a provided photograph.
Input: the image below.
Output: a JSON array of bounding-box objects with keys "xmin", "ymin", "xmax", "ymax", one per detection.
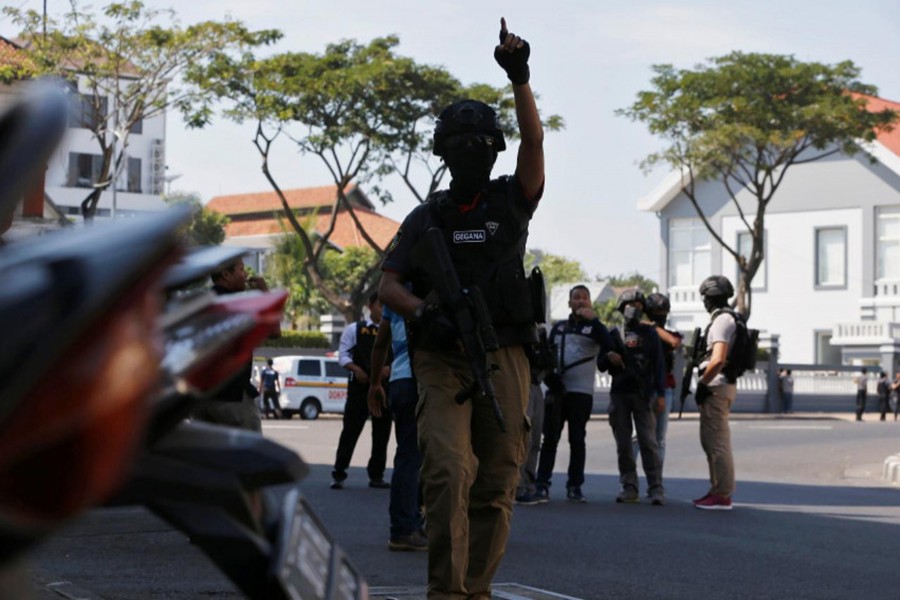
[{"xmin": 494, "ymin": 17, "xmax": 530, "ymax": 85}]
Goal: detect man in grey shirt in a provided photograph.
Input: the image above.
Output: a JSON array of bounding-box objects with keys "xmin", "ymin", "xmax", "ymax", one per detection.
[
  {"xmin": 535, "ymin": 285, "xmax": 613, "ymax": 503},
  {"xmin": 693, "ymin": 275, "xmax": 738, "ymax": 511}
]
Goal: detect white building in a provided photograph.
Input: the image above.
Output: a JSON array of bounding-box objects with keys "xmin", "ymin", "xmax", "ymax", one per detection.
[
  {"xmin": 0, "ymin": 36, "xmax": 167, "ymax": 221},
  {"xmin": 44, "ymin": 77, "xmax": 168, "ymax": 218},
  {"xmin": 638, "ymin": 94, "xmax": 900, "ymax": 372}
]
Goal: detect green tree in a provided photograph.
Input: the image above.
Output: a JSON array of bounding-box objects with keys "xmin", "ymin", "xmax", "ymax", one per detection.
[
  {"xmin": 189, "ymin": 35, "xmax": 562, "ymax": 321},
  {"xmin": 3, "ymin": 1, "xmax": 279, "ymax": 220},
  {"xmin": 378, "ymin": 81, "xmax": 565, "ymax": 206},
  {"xmin": 619, "ymin": 52, "xmax": 897, "ymax": 318},
  {"xmin": 163, "ymin": 191, "xmax": 228, "ymax": 246},
  {"xmin": 267, "ymin": 221, "xmax": 316, "ymax": 330},
  {"xmin": 525, "ymin": 249, "xmax": 587, "ymax": 287}
]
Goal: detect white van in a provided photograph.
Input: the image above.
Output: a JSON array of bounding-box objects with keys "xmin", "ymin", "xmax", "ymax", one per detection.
[{"xmin": 271, "ymin": 355, "xmax": 348, "ymax": 420}]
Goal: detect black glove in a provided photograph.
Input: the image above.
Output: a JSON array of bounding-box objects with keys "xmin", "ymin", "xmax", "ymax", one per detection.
[
  {"xmin": 695, "ymin": 382, "xmax": 711, "ymax": 405},
  {"xmin": 413, "ymin": 303, "xmax": 458, "ymax": 350},
  {"xmin": 494, "ymin": 25, "xmax": 530, "ymax": 85}
]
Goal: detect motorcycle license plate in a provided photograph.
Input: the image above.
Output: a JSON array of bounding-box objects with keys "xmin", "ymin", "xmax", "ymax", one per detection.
[{"xmin": 274, "ymin": 487, "xmax": 367, "ymax": 600}]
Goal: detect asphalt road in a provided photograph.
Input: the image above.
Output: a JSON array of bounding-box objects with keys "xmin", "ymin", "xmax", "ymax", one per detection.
[{"xmin": 26, "ymin": 412, "xmax": 900, "ymax": 599}]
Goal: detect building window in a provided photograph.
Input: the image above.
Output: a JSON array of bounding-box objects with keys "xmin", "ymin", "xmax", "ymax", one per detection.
[
  {"xmin": 815, "ymin": 227, "xmax": 847, "ymax": 288},
  {"xmin": 129, "ymin": 118, "xmax": 143, "ymax": 135},
  {"xmin": 876, "ymin": 206, "xmax": 900, "ymax": 282},
  {"xmin": 736, "ymin": 231, "xmax": 766, "ymax": 291},
  {"xmin": 67, "ymin": 153, "xmax": 104, "ymax": 188},
  {"xmin": 668, "ymin": 218, "xmax": 711, "ymax": 287},
  {"xmin": 69, "ymin": 93, "xmax": 108, "ymax": 130},
  {"xmin": 127, "ymin": 157, "xmax": 142, "ymax": 193}
]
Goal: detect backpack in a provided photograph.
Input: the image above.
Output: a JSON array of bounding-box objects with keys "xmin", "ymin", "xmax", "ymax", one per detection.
[{"xmin": 705, "ymin": 308, "xmax": 759, "ymax": 382}]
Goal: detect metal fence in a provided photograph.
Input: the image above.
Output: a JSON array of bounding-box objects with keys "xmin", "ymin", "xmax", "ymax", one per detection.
[{"xmin": 591, "ymin": 363, "xmax": 874, "ymax": 414}]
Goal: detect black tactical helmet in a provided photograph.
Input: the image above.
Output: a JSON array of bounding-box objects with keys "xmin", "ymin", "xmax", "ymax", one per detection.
[
  {"xmin": 616, "ymin": 288, "xmax": 646, "ymax": 313},
  {"xmin": 645, "ymin": 292, "xmax": 671, "ymax": 314},
  {"xmin": 433, "ymin": 100, "xmax": 506, "ymax": 157},
  {"xmin": 698, "ymin": 275, "xmax": 734, "ymax": 299}
]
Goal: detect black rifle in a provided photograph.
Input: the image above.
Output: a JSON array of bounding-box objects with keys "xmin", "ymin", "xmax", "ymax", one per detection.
[
  {"xmin": 678, "ymin": 327, "xmax": 703, "ymax": 419},
  {"xmin": 609, "ymin": 328, "xmax": 650, "ymax": 407},
  {"xmin": 413, "ymin": 227, "xmax": 506, "ymax": 432}
]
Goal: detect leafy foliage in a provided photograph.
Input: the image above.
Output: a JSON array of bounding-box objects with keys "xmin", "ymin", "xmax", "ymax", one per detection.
[
  {"xmin": 3, "ymin": 1, "xmax": 279, "ymax": 219},
  {"xmin": 619, "ymin": 52, "xmax": 897, "ymax": 318},
  {"xmin": 258, "ymin": 330, "xmax": 330, "ymax": 349},
  {"xmin": 189, "ymin": 34, "xmax": 561, "ymax": 320},
  {"xmin": 525, "ymin": 249, "xmax": 587, "ymax": 287},
  {"xmin": 163, "ymin": 191, "xmax": 228, "ymax": 246}
]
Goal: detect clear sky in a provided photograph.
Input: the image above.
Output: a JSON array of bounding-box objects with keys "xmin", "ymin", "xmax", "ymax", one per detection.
[{"xmin": 8, "ymin": 1, "xmax": 899, "ymax": 283}]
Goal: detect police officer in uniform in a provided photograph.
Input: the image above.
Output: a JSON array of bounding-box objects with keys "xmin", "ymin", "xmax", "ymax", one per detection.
[
  {"xmin": 330, "ymin": 292, "xmax": 393, "ymax": 489},
  {"xmin": 379, "ymin": 17, "xmax": 544, "ymax": 599}
]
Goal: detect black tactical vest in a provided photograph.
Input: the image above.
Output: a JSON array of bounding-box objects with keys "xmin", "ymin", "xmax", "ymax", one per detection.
[
  {"xmin": 416, "ymin": 178, "xmax": 533, "ymax": 331},
  {"xmin": 351, "ymin": 320, "xmax": 378, "ymax": 375}
]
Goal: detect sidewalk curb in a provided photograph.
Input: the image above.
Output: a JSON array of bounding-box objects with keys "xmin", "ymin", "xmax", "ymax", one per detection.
[{"xmin": 883, "ymin": 454, "xmax": 900, "ymax": 486}]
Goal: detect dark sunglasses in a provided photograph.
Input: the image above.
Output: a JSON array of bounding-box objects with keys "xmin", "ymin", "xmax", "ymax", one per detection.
[{"xmin": 443, "ymin": 133, "xmax": 497, "ymax": 151}]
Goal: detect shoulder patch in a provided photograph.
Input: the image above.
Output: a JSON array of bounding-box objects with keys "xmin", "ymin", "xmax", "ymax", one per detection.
[{"xmin": 386, "ymin": 228, "xmax": 402, "ymax": 254}]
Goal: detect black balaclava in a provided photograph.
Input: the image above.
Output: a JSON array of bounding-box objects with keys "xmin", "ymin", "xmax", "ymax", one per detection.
[
  {"xmin": 445, "ymin": 139, "xmax": 497, "ymax": 202},
  {"xmin": 703, "ymin": 295, "xmax": 728, "ymax": 314}
]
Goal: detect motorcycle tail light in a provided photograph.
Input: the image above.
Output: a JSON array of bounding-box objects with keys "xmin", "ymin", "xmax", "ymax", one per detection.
[
  {"xmin": 176, "ymin": 290, "xmax": 288, "ymax": 394},
  {"xmin": 0, "ymin": 261, "xmax": 171, "ymax": 527}
]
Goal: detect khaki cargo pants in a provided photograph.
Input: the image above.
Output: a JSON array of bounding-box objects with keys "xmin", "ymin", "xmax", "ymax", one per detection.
[
  {"xmin": 699, "ymin": 383, "xmax": 737, "ymax": 497},
  {"xmin": 414, "ymin": 346, "xmax": 529, "ymax": 600}
]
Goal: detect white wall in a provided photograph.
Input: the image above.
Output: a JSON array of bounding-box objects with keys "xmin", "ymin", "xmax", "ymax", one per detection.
[
  {"xmin": 721, "ymin": 209, "xmax": 863, "ymax": 363},
  {"xmin": 656, "ymin": 146, "xmax": 900, "ymax": 363},
  {"xmin": 43, "ymin": 75, "xmax": 167, "ymax": 215}
]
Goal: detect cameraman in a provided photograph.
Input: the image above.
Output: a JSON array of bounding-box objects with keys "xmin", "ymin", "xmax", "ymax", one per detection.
[{"xmin": 597, "ymin": 289, "xmax": 666, "ymax": 506}]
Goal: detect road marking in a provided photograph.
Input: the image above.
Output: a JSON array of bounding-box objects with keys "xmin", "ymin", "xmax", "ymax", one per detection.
[
  {"xmin": 261, "ymin": 424, "xmax": 309, "ymax": 430},
  {"xmin": 370, "ymin": 583, "xmax": 583, "ymax": 600},
  {"xmin": 747, "ymin": 425, "xmax": 834, "ymax": 430}
]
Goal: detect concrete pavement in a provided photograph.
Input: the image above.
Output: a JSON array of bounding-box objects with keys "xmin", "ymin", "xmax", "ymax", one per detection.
[{"xmin": 25, "ymin": 411, "xmax": 900, "ymax": 599}]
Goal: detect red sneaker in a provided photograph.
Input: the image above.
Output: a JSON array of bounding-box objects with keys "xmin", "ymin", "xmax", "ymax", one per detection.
[
  {"xmin": 692, "ymin": 492, "xmax": 711, "ymax": 504},
  {"xmin": 693, "ymin": 494, "xmax": 733, "ymax": 511}
]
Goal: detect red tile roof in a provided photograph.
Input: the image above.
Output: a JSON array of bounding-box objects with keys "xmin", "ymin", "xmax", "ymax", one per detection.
[
  {"xmin": 854, "ymin": 93, "xmax": 900, "ymax": 157},
  {"xmin": 0, "ymin": 36, "xmax": 33, "ymax": 73},
  {"xmin": 11, "ymin": 36, "xmax": 139, "ymax": 77},
  {"xmin": 225, "ymin": 206, "xmax": 400, "ymax": 252},
  {"xmin": 207, "ymin": 184, "xmax": 373, "ymax": 216}
]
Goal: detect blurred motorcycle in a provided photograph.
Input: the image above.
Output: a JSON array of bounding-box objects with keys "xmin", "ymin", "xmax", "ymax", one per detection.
[{"xmin": 0, "ymin": 80, "xmax": 366, "ymax": 599}]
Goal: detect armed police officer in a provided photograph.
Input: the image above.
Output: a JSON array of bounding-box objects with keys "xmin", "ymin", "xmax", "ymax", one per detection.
[
  {"xmin": 379, "ymin": 17, "xmax": 544, "ymax": 599},
  {"xmin": 597, "ymin": 289, "xmax": 666, "ymax": 505},
  {"xmin": 692, "ymin": 275, "xmax": 738, "ymax": 511}
]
